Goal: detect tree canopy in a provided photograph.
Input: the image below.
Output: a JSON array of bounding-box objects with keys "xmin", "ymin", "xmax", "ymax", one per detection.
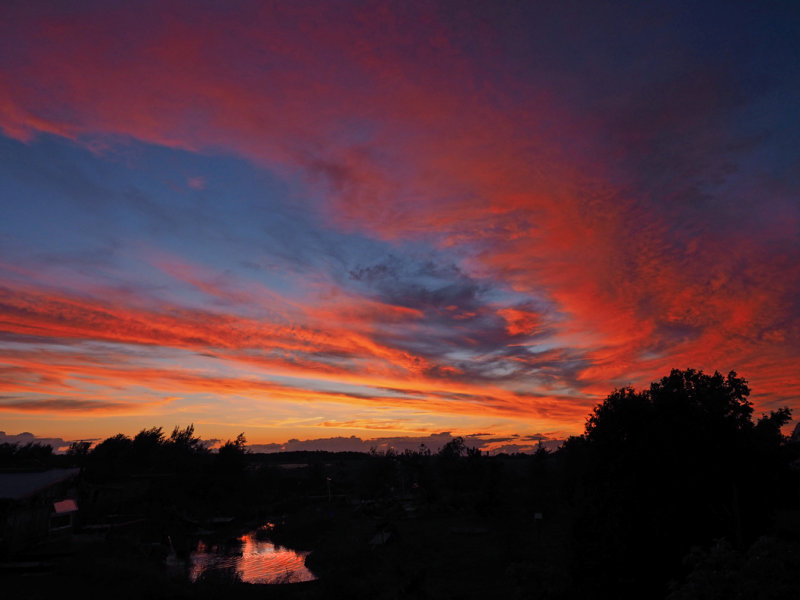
[{"xmin": 562, "ymin": 368, "xmax": 793, "ymax": 598}]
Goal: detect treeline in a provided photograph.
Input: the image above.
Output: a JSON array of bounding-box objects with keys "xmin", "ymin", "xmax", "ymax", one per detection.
[
  {"xmin": 0, "ymin": 440, "xmax": 56, "ymax": 469},
  {"xmin": 70, "ymin": 425, "xmax": 247, "ymax": 480}
]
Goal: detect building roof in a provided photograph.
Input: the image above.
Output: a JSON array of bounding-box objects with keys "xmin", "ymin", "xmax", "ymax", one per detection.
[
  {"xmin": 53, "ymin": 498, "xmax": 78, "ymax": 514},
  {"xmin": 0, "ymin": 468, "xmax": 80, "ymax": 500}
]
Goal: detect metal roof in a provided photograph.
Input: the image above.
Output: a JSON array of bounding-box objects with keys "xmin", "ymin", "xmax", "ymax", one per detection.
[{"xmin": 0, "ymin": 468, "xmax": 80, "ymax": 500}]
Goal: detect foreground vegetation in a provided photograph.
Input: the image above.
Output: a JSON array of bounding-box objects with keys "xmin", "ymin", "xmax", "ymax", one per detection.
[{"xmin": 3, "ymin": 369, "xmax": 800, "ymax": 599}]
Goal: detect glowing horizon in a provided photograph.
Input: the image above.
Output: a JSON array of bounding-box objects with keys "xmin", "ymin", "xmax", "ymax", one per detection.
[{"xmin": 1, "ymin": 2, "xmax": 798, "ymax": 449}]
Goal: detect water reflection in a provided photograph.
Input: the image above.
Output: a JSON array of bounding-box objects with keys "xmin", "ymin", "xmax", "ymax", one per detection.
[{"xmin": 189, "ymin": 525, "xmax": 316, "ymax": 584}]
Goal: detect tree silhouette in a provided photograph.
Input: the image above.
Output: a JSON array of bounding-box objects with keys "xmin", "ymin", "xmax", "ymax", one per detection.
[
  {"xmin": 438, "ymin": 436, "xmax": 467, "ymax": 458},
  {"xmin": 0, "ymin": 441, "xmax": 54, "ymax": 468},
  {"xmin": 167, "ymin": 424, "xmax": 204, "ymax": 453},
  {"xmin": 217, "ymin": 433, "xmax": 247, "ymax": 471},
  {"xmin": 562, "ymin": 369, "xmax": 792, "ymax": 598}
]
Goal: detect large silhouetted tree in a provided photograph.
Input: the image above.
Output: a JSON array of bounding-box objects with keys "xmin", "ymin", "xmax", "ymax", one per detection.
[{"xmin": 562, "ymin": 369, "xmax": 792, "ymax": 598}]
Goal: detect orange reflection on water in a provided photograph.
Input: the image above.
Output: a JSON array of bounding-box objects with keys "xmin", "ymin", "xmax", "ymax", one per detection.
[{"xmin": 189, "ymin": 527, "xmax": 316, "ymax": 584}]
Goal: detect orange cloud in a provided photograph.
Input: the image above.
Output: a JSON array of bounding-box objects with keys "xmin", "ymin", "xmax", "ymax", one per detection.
[
  {"xmin": 0, "ymin": 2, "xmax": 797, "ymax": 438},
  {"xmin": 497, "ymin": 307, "xmax": 541, "ymax": 337}
]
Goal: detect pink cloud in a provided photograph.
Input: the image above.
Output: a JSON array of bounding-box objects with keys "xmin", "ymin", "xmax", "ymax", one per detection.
[{"xmin": 0, "ymin": 2, "xmax": 797, "ymax": 433}]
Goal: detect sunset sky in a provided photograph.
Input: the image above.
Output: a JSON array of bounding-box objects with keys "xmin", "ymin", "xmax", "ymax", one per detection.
[{"xmin": 1, "ymin": 1, "xmax": 798, "ymax": 452}]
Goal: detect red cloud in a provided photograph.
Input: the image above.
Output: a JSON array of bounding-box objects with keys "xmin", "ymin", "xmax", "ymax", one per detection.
[{"xmin": 0, "ymin": 2, "xmax": 797, "ymax": 432}]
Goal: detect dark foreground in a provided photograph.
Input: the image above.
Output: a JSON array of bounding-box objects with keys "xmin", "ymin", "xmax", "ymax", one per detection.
[{"xmin": 3, "ymin": 370, "xmax": 800, "ymax": 599}]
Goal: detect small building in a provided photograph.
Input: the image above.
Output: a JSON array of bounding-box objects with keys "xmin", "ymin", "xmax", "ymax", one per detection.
[{"xmin": 0, "ymin": 468, "xmax": 80, "ymax": 556}]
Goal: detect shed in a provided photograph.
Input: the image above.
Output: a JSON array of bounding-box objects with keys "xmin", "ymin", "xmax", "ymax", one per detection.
[{"xmin": 0, "ymin": 468, "xmax": 80, "ymax": 556}]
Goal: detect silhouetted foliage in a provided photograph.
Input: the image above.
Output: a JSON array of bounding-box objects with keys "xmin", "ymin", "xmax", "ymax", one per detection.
[
  {"xmin": 218, "ymin": 432, "xmax": 247, "ymax": 458},
  {"xmin": 66, "ymin": 440, "xmax": 91, "ymax": 467},
  {"xmin": 668, "ymin": 537, "xmax": 800, "ymax": 599},
  {"xmin": 435, "ymin": 436, "xmax": 482, "ymax": 462},
  {"xmin": 0, "ymin": 440, "xmax": 54, "ymax": 468},
  {"xmin": 403, "ymin": 443, "xmax": 432, "ymax": 458},
  {"xmin": 533, "ymin": 440, "xmax": 550, "ymax": 460},
  {"xmin": 217, "ymin": 433, "xmax": 248, "ymax": 475},
  {"xmin": 67, "ymin": 440, "xmax": 91, "ymax": 457},
  {"xmin": 168, "ymin": 423, "xmax": 203, "ymax": 452},
  {"xmin": 87, "ymin": 433, "xmax": 134, "ymax": 479},
  {"xmin": 132, "ymin": 426, "xmax": 166, "ymax": 467},
  {"xmin": 561, "ymin": 368, "xmax": 793, "ymax": 598},
  {"xmin": 83, "ymin": 424, "xmax": 213, "ymax": 482},
  {"xmin": 438, "ymin": 436, "xmax": 467, "ymax": 458}
]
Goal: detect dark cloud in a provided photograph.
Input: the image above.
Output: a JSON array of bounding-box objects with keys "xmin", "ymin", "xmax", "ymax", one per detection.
[
  {"xmin": 520, "ymin": 433, "xmax": 549, "ymax": 441},
  {"xmin": 349, "ymin": 254, "xmax": 489, "ymax": 316},
  {"xmin": 0, "ymin": 396, "xmax": 135, "ymax": 413},
  {"xmin": 0, "ymin": 430, "xmax": 95, "ymax": 452},
  {"xmin": 247, "ymin": 431, "xmax": 564, "ymax": 455},
  {"xmin": 488, "ymin": 440, "xmax": 561, "ymax": 455},
  {"xmin": 346, "ymin": 253, "xmax": 577, "ymax": 387}
]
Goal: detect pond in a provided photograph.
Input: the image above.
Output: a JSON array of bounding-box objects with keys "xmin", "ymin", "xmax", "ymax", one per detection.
[{"xmin": 188, "ymin": 525, "xmax": 317, "ymax": 584}]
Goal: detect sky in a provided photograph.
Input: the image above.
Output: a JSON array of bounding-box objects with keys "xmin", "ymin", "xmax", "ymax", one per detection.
[{"xmin": 1, "ymin": 1, "xmax": 798, "ymax": 453}]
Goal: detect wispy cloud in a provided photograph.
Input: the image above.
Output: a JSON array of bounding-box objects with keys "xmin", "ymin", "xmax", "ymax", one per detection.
[{"xmin": 0, "ymin": 396, "xmax": 164, "ymax": 414}]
